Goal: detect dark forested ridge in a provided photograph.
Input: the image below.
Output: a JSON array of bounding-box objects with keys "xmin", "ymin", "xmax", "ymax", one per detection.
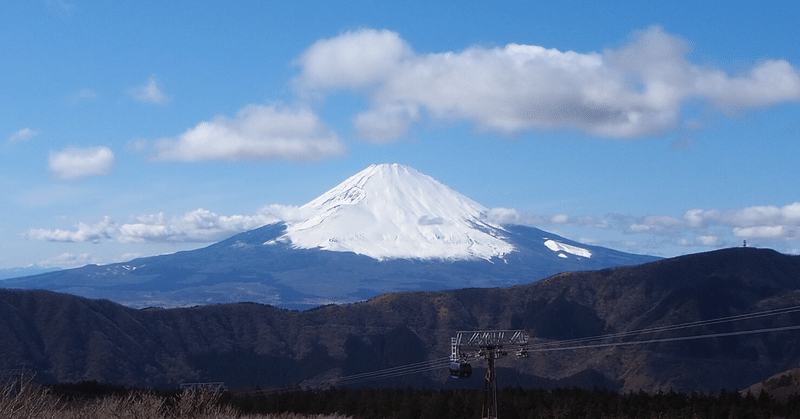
[
  {"xmin": 2, "ymin": 247, "xmax": 800, "ymax": 394},
  {"xmin": 2, "ymin": 379, "xmax": 795, "ymax": 419},
  {"xmin": 36, "ymin": 382, "xmax": 800, "ymax": 419},
  {"xmin": 224, "ymin": 386, "xmax": 800, "ymax": 419}
]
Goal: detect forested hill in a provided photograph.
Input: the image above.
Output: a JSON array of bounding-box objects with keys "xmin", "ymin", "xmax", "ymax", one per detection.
[{"xmin": 2, "ymin": 247, "xmax": 800, "ymax": 393}]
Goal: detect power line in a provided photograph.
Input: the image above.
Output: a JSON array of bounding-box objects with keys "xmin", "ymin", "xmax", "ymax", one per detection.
[
  {"xmin": 247, "ymin": 303, "xmax": 800, "ymax": 394},
  {"xmin": 527, "ymin": 304, "xmax": 800, "ymax": 351},
  {"xmin": 328, "ymin": 359, "xmax": 452, "ymax": 387},
  {"xmin": 529, "ymin": 323, "xmax": 800, "ymax": 353}
]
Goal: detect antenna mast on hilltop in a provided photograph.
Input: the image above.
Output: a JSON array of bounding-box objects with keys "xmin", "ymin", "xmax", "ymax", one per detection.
[{"xmin": 450, "ymin": 330, "xmax": 529, "ymax": 419}]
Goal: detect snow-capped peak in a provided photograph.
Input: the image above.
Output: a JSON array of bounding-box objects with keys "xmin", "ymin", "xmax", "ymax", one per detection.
[{"xmin": 275, "ymin": 163, "xmax": 515, "ymax": 261}]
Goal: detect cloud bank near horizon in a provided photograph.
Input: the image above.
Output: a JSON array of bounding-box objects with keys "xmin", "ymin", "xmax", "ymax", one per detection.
[
  {"xmin": 489, "ymin": 203, "xmax": 799, "ymax": 246},
  {"xmin": 25, "ymin": 205, "xmax": 301, "ymax": 245},
  {"xmin": 25, "ymin": 201, "xmax": 800, "ymax": 264}
]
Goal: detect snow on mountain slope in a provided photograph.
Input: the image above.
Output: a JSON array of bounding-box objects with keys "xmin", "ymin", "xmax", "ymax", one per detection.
[
  {"xmin": 274, "ymin": 163, "xmax": 515, "ymax": 260},
  {"xmin": 544, "ymin": 239, "xmax": 592, "ymax": 259}
]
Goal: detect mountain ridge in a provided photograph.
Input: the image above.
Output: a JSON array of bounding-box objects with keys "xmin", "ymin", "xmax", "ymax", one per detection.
[
  {"xmin": 2, "ymin": 163, "xmax": 659, "ymax": 309},
  {"xmin": 2, "ymin": 223, "xmax": 658, "ymax": 309},
  {"xmin": 1, "ymin": 247, "xmax": 798, "ymax": 393}
]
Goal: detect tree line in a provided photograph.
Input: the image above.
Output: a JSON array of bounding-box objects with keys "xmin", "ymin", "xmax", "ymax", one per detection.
[{"xmin": 224, "ymin": 385, "xmax": 800, "ymax": 419}]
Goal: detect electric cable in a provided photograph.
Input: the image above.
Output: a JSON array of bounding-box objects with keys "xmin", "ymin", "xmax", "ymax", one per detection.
[
  {"xmin": 246, "ymin": 303, "xmax": 800, "ymax": 394},
  {"xmin": 327, "ymin": 358, "xmax": 453, "ymax": 387},
  {"xmin": 526, "ymin": 304, "xmax": 800, "ymax": 351},
  {"xmin": 528, "ymin": 323, "xmax": 800, "ymax": 353}
]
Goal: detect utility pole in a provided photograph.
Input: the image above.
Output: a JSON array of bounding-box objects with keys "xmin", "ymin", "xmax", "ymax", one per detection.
[
  {"xmin": 483, "ymin": 345, "xmax": 499, "ymax": 419},
  {"xmin": 450, "ymin": 330, "xmax": 529, "ymax": 419}
]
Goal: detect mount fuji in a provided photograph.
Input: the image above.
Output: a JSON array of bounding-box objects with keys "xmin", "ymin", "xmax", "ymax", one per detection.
[
  {"xmin": 3, "ymin": 164, "xmax": 659, "ymax": 309},
  {"xmin": 275, "ymin": 163, "xmax": 514, "ymax": 260}
]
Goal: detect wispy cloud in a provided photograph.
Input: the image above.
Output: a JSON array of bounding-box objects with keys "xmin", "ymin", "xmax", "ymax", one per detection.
[
  {"xmin": 152, "ymin": 104, "xmax": 345, "ymax": 162},
  {"xmin": 37, "ymin": 252, "xmax": 94, "ymax": 268},
  {"xmin": 487, "ymin": 208, "xmax": 610, "ymax": 229},
  {"xmin": 48, "ymin": 146, "xmax": 116, "ymax": 180},
  {"xmin": 68, "ymin": 88, "xmax": 99, "ymax": 105},
  {"xmin": 8, "ymin": 128, "xmax": 39, "ymax": 143},
  {"xmin": 129, "ymin": 76, "xmax": 169, "ymax": 105},
  {"xmin": 297, "ymin": 26, "xmax": 800, "ymax": 143},
  {"xmin": 46, "ymin": 0, "xmax": 74, "ymax": 19}
]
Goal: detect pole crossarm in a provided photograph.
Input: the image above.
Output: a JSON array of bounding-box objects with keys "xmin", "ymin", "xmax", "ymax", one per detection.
[
  {"xmin": 459, "ymin": 330, "xmax": 528, "ymax": 348},
  {"xmin": 451, "ymin": 330, "xmax": 529, "ymax": 361}
]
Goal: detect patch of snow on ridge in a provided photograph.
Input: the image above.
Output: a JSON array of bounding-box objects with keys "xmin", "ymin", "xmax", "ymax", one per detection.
[
  {"xmin": 277, "ymin": 163, "xmax": 516, "ymax": 261},
  {"xmin": 544, "ymin": 239, "xmax": 592, "ymax": 258}
]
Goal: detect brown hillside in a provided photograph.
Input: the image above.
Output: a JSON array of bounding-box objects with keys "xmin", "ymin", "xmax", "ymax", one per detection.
[{"xmin": 1, "ymin": 247, "xmax": 799, "ymax": 392}]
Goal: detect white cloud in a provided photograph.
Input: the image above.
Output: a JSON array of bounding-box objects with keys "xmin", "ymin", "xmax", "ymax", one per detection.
[
  {"xmin": 628, "ymin": 223, "xmax": 651, "ymax": 233},
  {"xmin": 628, "ymin": 215, "xmax": 684, "ymax": 233},
  {"xmin": 130, "ymin": 76, "xmax": 169, "ymax": 105},
  {"xmin": 26, "ymin": 216, "xmax": 116, "ymax": 243},
  {"xmin": 697, "ymin": 235, "xmax": 721, "ymax": 246},
  {"xmin": 297, "ymin": 26, "xmax": 800, "ymax": 142},
  {"xmin": 683, "ymin": 203, "xmax": 800, "ymax": 231},
  {"xmin": 683, "ymin": 208, "xmax": 713, "ymax": 228},
  {"xmin": 153, "ymin": 104, "xmax": 345, "ymax": 162},
  {"xmin": 297, "ymin": 28, "xmax": 412, "ymax": 90},
  {"xmin": 23, "ymin": 201, "xmax": 800, "ymax": 258},
  {"xmin": 485, "ymin": 201, "xmax": 800, "ymax": 255},
  {"xmin": 25, "ymin": 205, "xmax": 304, "ymax": 245},
  {"xmin": 485, "ymin": 208, "xmax": 607, "ymax": 229},
  {"xmin": 733, "ymin": 226, "xmax": 788, "ymax": 239},
  {"xmin": 620, "ymin": 204, "xmax": 800, "ymax": 244},
  {"xmin": 683, "ymin": 203, "xmax": 800, "ymax": 242},
  {"xmin": 485, "ymin": 207, "xmax": 548, "ymax": 226},
  {"xmin": 116, "ymin": 208, "xmax": 279, "ymax": 243},
  {"xmin": 697, "ymin": 60, "xmax": 800, "ymax": 111},
  {"xmin": 353, "ymin": 103, "xmax": 420, "ymax": 143},
  {"xmin": 48, "ymin": 146, "xmax": 116, "ymax": 180},
  {"xmin": 9, "ymin": 128, "xmax": 38, "ymax": 143}
]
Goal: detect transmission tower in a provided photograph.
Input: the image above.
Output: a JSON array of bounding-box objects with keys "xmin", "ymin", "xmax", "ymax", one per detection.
[{"xmin": 450, "ymin": 330, "xmax": 529, "ymax": 419}]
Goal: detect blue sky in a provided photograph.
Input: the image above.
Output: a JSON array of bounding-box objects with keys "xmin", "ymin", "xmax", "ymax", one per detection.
[{"xmin": 2, "ymin": 0, "xmax": 800, "ymax": 270}]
